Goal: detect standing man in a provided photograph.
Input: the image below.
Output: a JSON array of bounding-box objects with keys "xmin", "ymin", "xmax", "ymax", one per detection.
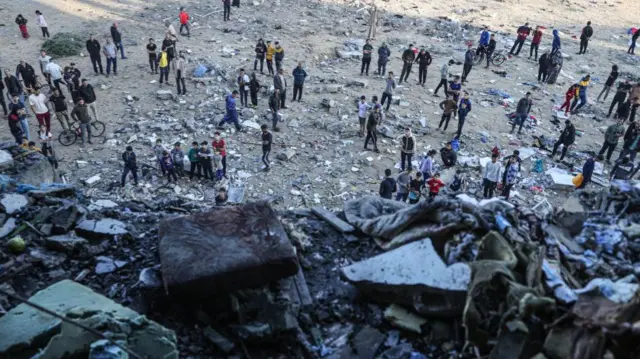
[
  {"xmin": 377, "ymin": 43, "xmax": 391, "ymax": 77},
  {"xmin": 254, "ymin": 39, "xmax": 267, "ymax": 74},
  {"xmin": 188, "ymin": 141, "xmax": 201, "ymax": 180},
  {"xmin": 121, "ymin": 146, "xmax": 139, "ymax": 186},
  {"xmin": 86, "ymin": 35, "xmax": 103, "ymax": 75},
  {"xmin": 434, "ymin": 60, "xmax": 454, "ymax": 96},
  {"xmin": 380, "ymin": 71, "xmax": 396, "ymax": 112},
  {"xmin": 269, "ymin": 89, "xmax": 281, "ymax": 131},
  {"xmin": 274, "ymin": 68, "xmax": 287, "ymax": 109},
  {"xmin": 16, "ymin": 60, "xmax": 37, "ymax": 91},
  {"xmin": 357, "ymin": 95, "xmax": 368, "ymax": 137},
  {"xmin": 266, "ymin": 41, "xmax": 275, "ymax": 76},
  {"xmin": 530, "ymin": 26, "xmax": 543, "ymax": 61},
  {"xmin": 223, "ymin": 0, "xmax": 231, "ymax": 21},
  {"xmin": 607, "ymin": 80, "xmax": 632, "ymax": 117},
  {"xmin": 598, "ymin": 119, "xmax": 625, "ymax": 163},
  {"xmin": 70, "ymin": 98, "xmax": 92, "ymax": 146},
  {"xmin": 49, "ymin": 89, "xmax": 71, "ymax": 131},
  {"xmin": 399, "ymin": 128, "xmax": 416, "ymax": 171},
  {"xmin": 217, "ymin": 91, "xmax": 242, "ymax": 131},
  {"xmin": 398, "ymin": 44, "xmax": 415, "ymax": 84},
  {"xmin": 29, "ymin": 86, "xmax": 51, "ymax": 133},
  {"xmin": 158, "ymin": 49, "xmax": 170, "ymax": 85},
  {"xmin": 261, "ymin": 124, "xmax": 272, "ymax": 171},
  {"xmin": 175, "ymin": 53, "xmax": 187, "ymax": 95},
  {"xmin": 364, "ymin": 106, "xmax": 380, "ymax": 152},
  {"xmin": 509, "ymin": 22, "xmax": 530, "ymax": 56},
  {"xmin": 511, "ymin": 92, "xmax": 533, "ymax": 135},
  {"xmin": 629, "ymin": 29, "xmax": 639, "ymax": 55},
  {"xmin": 538, "ymin": 51, "xmax": 550, "ymax": 83},
  {"xmin": 618, "ymin": 117, "xmax": 639, "ymax": 162},
  {"xmin": 110, "ymin": 22, "xmax": 126, "ymax": 59},
  {"xmin": 437, "ymin": 94, "xmax": 457, "ymax": 132},
  {"xmin": 146, "ymin": 38, "xmax": 158, "ymax": 74},
  {"xmin": 478, "ymin": 27, "xmax": 490, "ymax": 56},
  {"xmin": 462, "ymin": 44, "xmax": 474, "ymax": 84},
  {"xmin": 45, "ymin": 59, "xmax": 64, "ymax": 93},
  {"xmin": 485, "ymin": 34, "xmax": 497, "ymax": 68},
  {"xmin": 361, "ymin": 39, "xmax": 374, "ymax": 76},
  {"xmin": 103, "ymin": 38, "xmax": 118, "ymax": 77},
  {"xmin": 237, "ymin": 69, "xmax": 250, "ymax": 107},
  {"xmin": 78, "ymin": 79, "xmax": 99, "ymax": 122},
  {"xmin": 578, "ymin": 21, "xmax": 593, "ymax": 55},
  {"xmin": 68, "ymin": 63, "xmax": 81, "ymax": 90},
  {"xmin": 37, "ymin": 50, "xmax": 52, "ymax": 86},
  {"xmin": 416, "ymin": 48, "xmax": 432, "ymax": 86},
  {"xmin": 550, "ymin": 120, "xmax": 576, "ymax": 161},
  {"xmin": 274, "ymin": 42, "xmax": 284, "ymax": 71},
  {"xmin": 292, "ymin": 62, "xmax": 307, "ymax": 102},
  {"xmin": 483, "ymin": 153, "xmax": 502, "ymax": 198},
  {"xmin": 179, "ymin": 7, "xmax": 190, "ymax": 37},
  {"xmin": 456, "ymin": 92, "xmax": 472, "ymax": 139},
  {"xmin": 552, "ymin": 30, "xmax": 561, "ymax": 55},
  {"xmin": 597, "ymin": 65, "xmax": 619, "ymax": 102},
  {"xmin": 198, "ymin": 142, "xmax": 214, "ymax": 181},
  {"xmin": 379, "ymin": 169, "xmax": 397, "ymax": 200}
]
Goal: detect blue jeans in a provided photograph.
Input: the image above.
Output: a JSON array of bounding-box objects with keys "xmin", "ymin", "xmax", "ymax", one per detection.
[
  {"xmin": 218, "ymin": 111, "xmax": 241, "ymax": 131},
  {"xmin": 395, "ymin": 192, "xmax": 408, "ymax": 202},
  {"xmin": 19, "ymin": 117, "xmax": 30, "ymax": 140},
  {"xmin": 117, "ymin": 41, "xmax": 126, "ymax": 59},
  {"xmin": 106, "ymin": 57, "xmax": 117, "ymax": 74}
]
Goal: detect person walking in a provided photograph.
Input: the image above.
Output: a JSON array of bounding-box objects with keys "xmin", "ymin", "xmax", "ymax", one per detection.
[
  {"xmin": 570, "ymin": 75, "xmax": 591, "ymax": 114},
  {"xmin": 49, "ymin": 89, "xmax": 71, "ymax": 131},
  {"xmin": 399, "ymin": 128, "xmax": 416, "ymax": 171},
  {"xmin": 15, "ymin": 14, "xmax": 29, "ymax": 39},
  {"xmin": 629, "ymin": 29, "xmax": 639, "ymax": 55},
  {"xmin": 598, "ymin": 119, "xmax": 625, "ymax": 163},
  {"xmin": 78, "ymin": 79, "xmax": 99, "ymax": 122},
  {"xmin": 462, "ymin": 44, "xmax": 474, "ymax": 84},
  {"xmin": 8, "ymin": 109, "xmax": 24, "ymax": 144},
  {"xmin": 212, "ymin": 132, "xmax": 227, "ymax": 177},
  {"xmin": 377, "ymin": 43, "xmax": 391, "ymax": 77},
  {"xmin": 292, "ymin": 62, "xmax": 307, "ymax": 102},
  {"xmin": 261, "ymin": 124, "xmax": 272, "ymax": 171},
  {"xmin": 103, "ymin": 38, "xmax": 118, "ymax": 77},
  {"xmin": 249, "ymin": 73, "xmax": 260, "ymax": 107},
  {"xmin": 511, "ymin": 92, "xmax": 533, "ymax": 134},
  {"xmin": 45, "ymin": 59, "xmax": 65, "ymax": 93},
  {"xmin": 364, "ymin": 106, "xmax": 380, "ymax": 152},
  {"xmin": 223, "ymin": 0, "xmax": 231, "ymax": 21},
  {"xmin": 217, "ymin": 91, "xmax": 242, "ymax": 131},
  {"xmin": 274, "ymin": 68, "xmax": 287, "ymax": 108},
  {"xmin": 274, "ymin": 42, "xmax": 284, "ymax": 71},
  {"xmin": 175, "ymin": 53, "xmax": 186, "ymax": 95},
  {"xmin": 380, "ymin": 72, "xmax": 396, "ymax": 111},
  {"xmin": 483, "ymin": 153, "xmax": 502, "ymax": 198},
  {"xmin": 158, "ymin": 49, "xmax": 170, "ymax": 85},
  {"xmin": 434, "ymin": 60, "xmax": 454, "ymax": 96},
  {"xmin": 550, "ymin": 120, "xmax": 576, "ymax": 161},
  {"xmin": 578, "ymin": 21, "xmax": 593, "ymax": 55},
  {"xmin": 416, "ymin": 48, "xmax": 432, "ymax": 86},
  {"xmin": 16, "ymin": 60, "xmax": 37, "ymax": 91},
  {"xmin": 379, "ymin": 169, "xmax": 397, "ymax": 200},
  {"xmin": 146, "ymin": 38, "xmax": 158, "ymax": 74},
  {"xmin": 269, "ymin": 89, "xmax": 281, "ymax": 131},
  {"xmin": 110, "ymin": 23, "xmax": 126, "ymax": 59},
  {"xmin": 266, "ymin": 41, "xmax": 275, "ymax": 76},
  {"xmin": 398, "ymin": 44, "xmax": 416, "ymax": 84},
  {"xmin": 70, "ymin": 99, "xmax": 93, "ymax": 146},
  {"xmin": 121, "ymin": 146, "xmax": 139, "ymax": 186},
  {"xmin": 254, "ymin": 39, "xmax": 267, "ymax": 74},
  {"xmin": 361, "ymin": 39, "xmax": 374, "ymax": 76},
  {"xmin": 597, "ymin": 65, "xmax": 619, "ymax": 102},
  {"xmin": 86, "ymin": 35, "xmax": 104, "ymax": 75},
  {"xmin": 237, "ymin": 69, "xmax": 249, "ymax": 107},
  {"xmin": 455, "ymin": 92, "xmax": 472, "ymax": 139},
  {"xmin": 509, "ymin": 22, "xmax": 530, "ymax": 56},
  {"xmin": 559, "ymin": 83, "xmax": 578, "ymax": 116},
  {"xmin": 537, "ymin": 51, "xmax": 550, "ymax": 83},
  {"xmin": 426, "ymin": 173, "xmax": 444, "ymax": 200},
  {"xmin": 179, "ymin": 7, "xmax": 190, "ymax": 36},
  {"xmin": 608, "ymin": 80, "xmax": 632, "ymax": 117},
  {"xmin": 35, "ymin": 10, "xmax": 49, "ymax": 38},
  {"xmin": 552, "ymin": 29, "xmax": 561, "ymax": 55},
  {"xmin": 29, "ymin": 87, "xmax": 51, "ymax": 133},
  {"xmin": 485, "ymin": 34, "xmax": 497, "ymax": 68},
  {"xmin": 437, "ymin": 94, "xmax": 457, "ymax": 132},
  {"xmin": 529, "ymin": 26, "xmax": 543, "ymax": 60},
  {"xmin": 37, "ymin": 50, "xmax": 52, "ymax": 86}
]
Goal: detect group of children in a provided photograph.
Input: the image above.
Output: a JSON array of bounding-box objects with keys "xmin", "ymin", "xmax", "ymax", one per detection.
[{"xmin": 152, "ymin": 138, "xmax": 224, "ymax": 183}]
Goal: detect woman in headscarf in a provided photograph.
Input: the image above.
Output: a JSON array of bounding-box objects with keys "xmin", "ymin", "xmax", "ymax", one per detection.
[
  {"xmin": 15, "ymin": 14, "xmax": 29, "ymax": 39},
  {"xmin": 546, "ymin": 50, "xmax": 563, "ymax": 85}
]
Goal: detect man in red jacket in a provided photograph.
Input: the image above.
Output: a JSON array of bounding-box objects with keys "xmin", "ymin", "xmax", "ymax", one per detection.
[
  {"xmin": 529, "ymin": 26, "xmax": 543, "ymax": 61},
  {"xmin": 509, "ymin": 22, "xmax": 531, "ymax": 56},
  {"xmin": 179, "ymin": 7, "xmax": 190, "ymax": 37}
]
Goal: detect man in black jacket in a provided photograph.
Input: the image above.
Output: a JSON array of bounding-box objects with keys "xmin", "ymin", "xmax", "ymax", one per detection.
[
  {"xmin": 379, "ymin": 169, "xmax": 397, "ymax": 199},
  {"xmin": 550, "ymin": 120, "xmax": 576, "ymax": 161},
  {"xmin": 16, "ymin": 60, "xmax": 37, "ymax": 90},
  {"xmin": 86, "ymin": 35, "xmax": 104, "ymax": 75},
  {"xmin": 415, "ymin": 48, "xmax": 432, "ymax": 86},
  {"xmin": 364, "ymin": 106, "xmax": 380, "ymax": 152},
  {"xmin": 618, "ymin": 117, "xmax": 639, "ymax": 162},
  {"xmin": 608, "ymin": 80, "xmax": 632, "ymax": 117},
  {"xmin": 511, "ymin": 92, "xmax": 533, "ymax": 134},
  {"xmin": 121, "ymin": 146, "xmax": 139, "ymax": 186},
  {"xmin": 578, "ymin": 21, "xmax": 593, "ymax": 55},
  {"xmin": 110, "ymin": 22, "xmax": 126, "ymax": 60},
  {"xmin": 78, "ymin": 79, "xmax": 99, "ymax": 122},
  {"xmin": 49, "ymin": 89, "xmax": 71, "ymax": 130},
  {"xmin": 398, "ymin": 44, "xmax": 416, "ymax": 84},
  {"xmin": 462, "ymin": 44, "xmax": 474, "ymax": 84},
  {"xmin": 485, "ymin": 34, "xmax": 496, "ymax": 68},
  {"xmin": 254, "ymin": 39, "xmax": 267, "ymax": 74}
]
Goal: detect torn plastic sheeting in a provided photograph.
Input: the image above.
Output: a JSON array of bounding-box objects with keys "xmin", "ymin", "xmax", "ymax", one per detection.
[
  {"xmin": 542, "ymin": 259, "xmax": 578, "ymax": 304},
  {"xmin": 487, "ymin": 88, "xmax": 511, "ymax": 99},
  {"xmin": 194, "ymin": 64, "xmax": 208, "ymax": 77},
  {"xmin": 573, "ymin": 276, "xmax": 639, "ymax": 304},
  {"xmin": 558, "ymin": 244, "xmax": 599, "ymax": 268},
  {"xmin": 576, "ymin": 222, "xmax": 624, "ymax": 255}
]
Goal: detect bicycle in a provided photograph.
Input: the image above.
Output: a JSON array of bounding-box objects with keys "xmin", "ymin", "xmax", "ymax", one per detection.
[
  {"xmin": 58, "ymin": 120, "xmax": 106, "ymax": 146},
  {"xmin": 472, "ymin": 48, "xmax": 507, "ymax": 67}
]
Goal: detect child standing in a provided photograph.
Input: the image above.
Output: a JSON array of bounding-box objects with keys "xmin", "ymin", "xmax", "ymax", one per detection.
[
  {"xmin": 213, "ymin": 148, "xmax": 224, "ymax": 181},
  {"xmin": 153, "ymin": 139, "xmax": 166, "ymax": 175},
  {"xmin": 559, "ymin": 84, "xmax": 578, "ymax": 116},
  {"xmin": 161, "ymin": 151, "xmax": 178, "ymax": 182},
  {"xmin": 426, "ymin": 172, "xmax": 444, "ymax": 199},
  {"xmin": 171, "ymin": 142, "xmax": 185, "ymax": 177},
  {"xmin": 38, "ymin": 125, "xmax": 58, "ymax": 169}
]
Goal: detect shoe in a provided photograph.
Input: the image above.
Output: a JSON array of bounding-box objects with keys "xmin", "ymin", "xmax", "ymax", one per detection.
[
  {"xmin": 517, "ymin": 131, "xmax": 522, "ymax": 135},
  {"xmin": 80, "ymin": 143, "xmax": 85, "ymax": 147},
  {"xmin": 433, "ymin": 94, "xmax": 439, "ymax": 97},
  {"xmin": 122, "ymin": 57, "xmax": 128, "ymax": 60},
  {"xmin": 364, "ymin": 146, "xmax": 369, "ymax": 150},
  {"xmin": 273, "ymin": 127, "xmax": 280, "ymax": 132},
  {"xmin": 88, "ymin": 141, "xmax": 93, "ymax": 144},
  {"xmin": 374, "ymin": 148, "xmax": 380, "ymax": 153}
]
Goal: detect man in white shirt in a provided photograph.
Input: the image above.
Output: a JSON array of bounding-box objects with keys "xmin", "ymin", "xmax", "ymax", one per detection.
[
  {"xmin": 45, "ymin": 60, "xmax": 64, "ymax": 93},
  {"xmin": 358, "ymin": 95, "xmax": 368, "ymax": 137},
  {"xmin": 29, "ymin": 87, "xmax": 51, "ymax": 133},
  {"xmin": 38, "ymin": 50, "xmax": 52, "ymax": 85},
  {"xmin": 237, "ymin": 69, "xmax": 250, "ymax": 108},
  {"xmin": 483, "ymin": 153, "xmax": 502, "ymax": 198}
]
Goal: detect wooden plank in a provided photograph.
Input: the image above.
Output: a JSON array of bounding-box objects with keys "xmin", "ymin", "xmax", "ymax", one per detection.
[{"xmin": 311, "ymin": 206, "xmax": 355, "ymax": 233}]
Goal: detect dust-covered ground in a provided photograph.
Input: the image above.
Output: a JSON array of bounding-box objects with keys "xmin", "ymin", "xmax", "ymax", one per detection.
[{"xmin": 1, "ymin": 0, "xmax": 639, "ymax": 209}]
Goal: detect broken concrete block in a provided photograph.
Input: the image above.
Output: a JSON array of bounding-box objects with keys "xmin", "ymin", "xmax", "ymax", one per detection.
[
  {"xmin": 1, "ymin": 193, "xmax": 28, "ymax": 214},
  {"xmin": 158, "ymin": 202, "xmax": 299, "ymax": 296},
  {"xmin": 276, "ymin": 149, "xmax": 296, "ymax": 161},
  {"xmin": 156, "ymin": 89, "xmax": 174, "ymax": 100},
  {"xmin": 383, "ymin": 304, "xmax": 427, "ymax": 334},
  {"xmin": 95, "ymin": 256, "xmax": 128, "ymax": 274},
  {"xmin": 50, "ymin": 204, "xmax": 79, "ymax": 234},
  {"xmin": 311, "ymin": 206, "xmax": 355, "ymax": 233},
  {"xmin": 75, "ymin": 218, "xmax": 130, "ymax": 241},
  {"xmin": 352, "ymin": 326, "xmax": 385, "ymax": 359},
  {"xmin": 561, "ymin": 195, "xmax": 586, "ymax": 214},
  {"xmin": 325, "ymin": 84, "xmax": 343, "ymax": 93},
  {"xmin": 335, "ymin": 47, "xmax": 360, "ymax": 59},
  {"xmin": 347, "ymin": 79, "xmax": 369, "ymax": 88},
  {"xmin": 83, "ymin": 174, "xmax": 101, "ymax": 186},
  {"xmin": 204, "ymin": 327, "xmax": 235, "ymax": 353},
  {"xmin": 0, "ymin": 280, "xmax": 178, "ymax": 358},
  {"xmin": 0, "ymin": 149, "xmax": 14, "ymax": 169},
  {"xmin": 242, "ymin": 120, "xmax": 262, "ymax": 130},
  {"xmin": 45, "ymin": 234, "xmax": 88, "ymax": 254},
  {"xmin": 398, "ymin": 100, "xmax": 410, "ymax": 107}
]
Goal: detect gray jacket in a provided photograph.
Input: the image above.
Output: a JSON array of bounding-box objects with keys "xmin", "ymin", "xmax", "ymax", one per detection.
[
  {"xmin": 440, "ymin": 63, "xmax": 449, "ymax": 79},
  {"xmin": 273, "ymin": 74, "xmax": 287, "ymax": 91},
  {"xmin": 383, "ymin": 78, "xmax": 396, "ymax": 95}
]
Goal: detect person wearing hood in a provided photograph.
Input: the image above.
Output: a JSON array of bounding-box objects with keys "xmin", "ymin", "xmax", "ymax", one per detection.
[
  {"xmin": 434, "ymin": 60, "xmax": 455, "ymax": 96},
  {"xmin": 440, "ymin": 142, "xmax": 457, "ymax": 168},
  {"xmin": 530, "ymin": 26, "xmax": 543, "ymax": 61},
  {"xmin": 266, "ymin": 41, "xmax": 275, "ymax": 76},
  {"xmin": 292, "ymin": 62, "xmax": 307, "ymax": 102},
  {"xmin": 629, "ymin": 29, "xmax": 639, "ymax": 55},
  {"xmin": 538, "ymin": 51, "xmax": 550, "ymax": 83},
  {"xmin": 456, "ymin": 92, "xmax": 472, "ymax": 139},
  {"xmin": 550, "ymin": 120, "xmax": 576, "ymax": 161},
  {"xmin": 15, "ymin": 14, "xmax": 29, "ymax": 39},
  {"xmin": 399, "ymin": 44, "xmax": 416, "ymax": 84},
  {"xmin": 598, "ymin": 119, "xmax": 625, "ymax": 163},
  {"xmin": 578, "ymin": 21, "xmax": 593, "ymax": 55},
  {"xmin": 597, "ymin": 65, "xmax": 619, "ymax": 102},
  {"xmin": 570, "ymin": 75, "xmax": 591, "ymax": 114},
  {"xmin": 361, "ymin": 39, "xmax": 374, "ymax": 76},
  {"xmin": 415, "ymin": 48, "xmax": 432, "ymax": 86},
  {"xmin": 274, "ymin": 42, "xmax": 284, "ymax": 71},
  {"xmin": 462, "ymin": 44, "xmax": 474, "ymax": 84},
  {"xmin": 254, "ymin": 39, "xmax": 267, "ymax": 74},
  {"xmin": 377, "ymin": 43, "xmax": 391, "ymax": 78},
  {"xmin": 249, "ymin": 73, "xmax": 260, "ymax": 107},
  {"xmin": 509, "ymin": 22, "xmax": 530, "ymax": 56},
  {"xmin": 485, "ymin": 34, "xmax": 497, "ymax": 68},
  {"xmin": 110, "ymin": 23, "xmax": 126, "ymax": 60},
  {"xmin": 552, "ymin": 29, "xmax": 561, "ymax": 55},
  {"xmin": 217, "ymin": 91, "xmax": 242, "ymax": 131}
]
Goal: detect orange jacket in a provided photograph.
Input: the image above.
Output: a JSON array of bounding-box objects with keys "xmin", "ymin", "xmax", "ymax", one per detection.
[{"xmin": 179, "ymin": 11, "xmax": 189, "ymax": 24}]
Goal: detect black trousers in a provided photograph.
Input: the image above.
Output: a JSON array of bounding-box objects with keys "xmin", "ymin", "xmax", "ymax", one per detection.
[
  {"xmin": 189, "ymin": 162, "xmax": 202, "ymax": 179},
  {"xmin": 222, "ymin": 156, "xmax": 227, "ymax": 176},
  {"xmin": 239, "ymin": 88, "xmax": 248, "ymax": 106},
  {"xmin": 271, "ymin": 110, "xmax": 279, "ymax": 129},
  {"xmin": 530, "ymin": 43, "xmax": 539, "ymax": 59},
  {"xmin": 501, "ymin": 184, "xmax": 514, "ymax": 199},
  {"xmin": 510, "ymin": 39, "xmax": 525, "ymax": 55},
  {"xmin": 275, "ymin": 60, "xmax": 282, "ymax": 71},
  {"xmin": 267, "ymin": 60, "xmax": 274, "ymax": 75},
  {"xmin": 159, "ymin": 68, "xmax": 169, "ymax": 83},
  {"xmin": 401, "ymin": 152, "xmax": 413, "ymax": 171},
  {"xmin": 438, "ymin": 113, "xmax": 452, "ymax": 130},
  {"xmin": 250, "ymin": 90, "xmax": 258, "ymax": 106},
  {"xmin": 598, "ymin": 141, "xmax": 617, "ymax": 160},
  {"xmin": 462, "ymin": 64, "xmax": 472, "ymax": 83},
  {"xmin": 364, "ymin": 129, "xmax": 378, "ymax": 149},
  {"xmin": 361, "ymin": 58, "xmax": 371, "ymax": 75},
  {"xmin": 91, "ymin": 55, "xmax": 103, "ymax": 74},
  {"xmin": 380, "ymin": 92, "xmax": 392, "ymax": 111},
  {"xmin": 538, "ymin": 68, "xmax": 548, "ymax": 82},
  {"xmin": 485, "ymin": 51, "xmax": 493, "ymax": 67},
  {"xmin": 254, "ymin": 57, "xmax": 264, "ymax": 72},
  {"xmin": 456, "ymin": 115, "xmax": 466, "ymax": 138},
  {"xmin": 0, "ymin": 94, "xmax": 6, "ymax": 115},
  {"xmin": 202, "ymin": 162, "xmax": 214, "ymax": 180},
  {"xmin": 552, "ymin": 140, "xmax": 569, "ymax": 160},
  {"xmin": 608, "ymin": 96, "xmax": 625, "ymax": 116},
  {"xmin": 41, "ymin": 27, "xmax": 50, "ymax": 38},
  {"xmin": 166, "ymin": 168, "xmax": 178, "ymax": 182},
  {"xmin": 23, "ymin": 76, "xmax": 37, "ymax": 90},
  {"xmin": 180, "ymin": 23, "xmax": 190, "ymax": 35},
  {"xmin": 176, "ymin": 70, "xmax": 186, "ymax": 94},
  {"xmin": 280, "ymin": 90, "xmax": 286, "ymax": 108},
  {"xmin": 434, "ymin": 78, "xmax": 448, "ymax": 96},
  {"xmin": 149, "ymin": 56, "xmax": 158, "ymax": 73},
  {"xmin": 293, "ymin": 84, "xmax": 303, "ymax": 101},
  {"xmin": 53, "ymin": 79, "xmax": 64, "ymax": 93},
  {"xmin": 377, "ymin": 62, "xmax": 387, "ymax": 76},
  {"xmin": 121, "ymin": 166, "xmax": 138, "ymax": 185},
  {"xmin": 418, "ymin": 64, "xmax": 428, "ymax": 84},
  {"xmin": 483, "ymin": 179, "xmax": 497, "ymax": 198},
  {"xmin": 400, "ymin": 63, "xmax": 412, "ymax": 83},
  {"xmin": 262, "ymin": 148, "xmax": 270, "ymax": 167},
  {"xmin": 579, "ymin": 38, "xmax": 589, "ymax": 53},
  {"xmin": 223, "ymin": 4, "xmax": 231, "ymax": 20}
]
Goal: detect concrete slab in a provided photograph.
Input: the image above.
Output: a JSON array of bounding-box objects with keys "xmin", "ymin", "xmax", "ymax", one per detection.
[
  {"xmin": 1, "ymin": 193, "xmax": 28, "ymax": 214},
  {"xmin": 0, "ymin": 150, "xmax": 14, "ymax": 169},
  {"xmin": 312, "ymin": 206, "xmax": 355, "ymax": 233},
  {"xmin": 75, "ymin": 218, "xmax": 130, "ymax": 241}
]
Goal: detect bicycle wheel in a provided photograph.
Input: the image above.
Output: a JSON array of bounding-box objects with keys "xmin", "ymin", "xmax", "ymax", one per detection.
[
  {"xmin": 90, "ymin": 121, "xmax": 106, "ymax": 137},
  {"xmin": 58, "ymin": 130, "xmax": 77, "ymax": 146},
  {"xmin": 492, "ymin": 53, "xmax": 507, "ymax": 66},
  {"xmin": 473, "ymin": 51, "xmax": 484, "ymax": 66}
]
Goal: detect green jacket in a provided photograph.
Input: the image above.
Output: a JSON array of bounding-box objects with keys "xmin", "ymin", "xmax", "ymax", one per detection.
[
  {"xmin": 362, "ymin": 44, "xmax": 373, "ymax": 59},
  {"xmin": 605, "ymin": 124, "xmax": 625, "ymax": 144},
  {"xmin": 188, "ymin": 148, "xmax": 200, "ymax": 162}
]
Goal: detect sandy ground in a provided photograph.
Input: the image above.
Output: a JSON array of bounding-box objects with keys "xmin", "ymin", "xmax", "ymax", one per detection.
[{"xmin": 0, "ymin": 0, "xmax": 639, "ymax": 209}]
